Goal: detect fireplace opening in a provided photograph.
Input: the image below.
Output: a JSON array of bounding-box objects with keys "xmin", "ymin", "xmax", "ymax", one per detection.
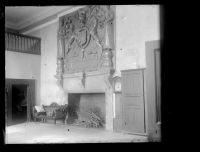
[{"xmin": 67, "ymin": 93, "xmax": 105, "ymax": 129}]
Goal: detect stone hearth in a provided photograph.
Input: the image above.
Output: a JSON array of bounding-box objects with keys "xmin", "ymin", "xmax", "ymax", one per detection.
[
  {"xmin": 63, "ymin": 71, "xmax": 114, "ymax": 131},
  {"xmin": 67, "ymin": 93, "xmax": 105, "ymax": 128}
]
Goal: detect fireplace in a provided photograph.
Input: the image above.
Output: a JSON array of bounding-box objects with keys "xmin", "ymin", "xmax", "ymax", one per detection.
[
  {"xmin": 67, "ymin": 93, "xmax": 105, "ymax": 128},
  {"xmin": 61, "ymin": 71, "xmax": 114, "ymax": 131},
  {"xmin": 55, "ymin": 5, "xmax": 115, "ymax": 131}
]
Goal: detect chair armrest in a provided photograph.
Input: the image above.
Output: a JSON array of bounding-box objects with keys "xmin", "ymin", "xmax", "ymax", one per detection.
[{"xmin": 32, "ymin": 107, "xmax": 37, "ymax": 117}]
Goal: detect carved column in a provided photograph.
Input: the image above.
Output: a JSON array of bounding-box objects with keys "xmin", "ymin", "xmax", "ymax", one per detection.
[
  {"xmin": 56, "ymin": 28, "xmax": 65, "ymax": 87},
  {"xmin": 102, "ymin": 48, "xmax": 113, "ymax": 68},
  {"xmin": 57, "ymin": 37, "xmax": 65, "ymax": 58},
  {"xmin": 101, "ymin": 6, "xmax": 114, "ymax": 71},
  {"xmin": 56, "ymin": 57, "xmax": 64, "ymax": 87}
]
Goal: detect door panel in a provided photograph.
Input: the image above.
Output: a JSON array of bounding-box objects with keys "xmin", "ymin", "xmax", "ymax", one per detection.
[
  {"xmin": 27, "ymin": 85, "xmax": 32, "ymax": 122},
  {"xmin": 5, "ymin": 84, "xmax": 10, "ymax": 126},
  {"xmin": 122, "ymin": 71, "xmax": 143, "ymax": 96},
  {"xmin": 5, "ymin": 81, "xmax": 12, "ymax": 126},
  {"xmin": 123, "ymin": 105, "xmax": 145, "ymax": 133},
  {"xmin": 121, "ymin": 69, "xmax": 145, "ymax": 134},
  {"xmin": 122, "ymin": 96, "xmax": 143, "ymax": 107}
]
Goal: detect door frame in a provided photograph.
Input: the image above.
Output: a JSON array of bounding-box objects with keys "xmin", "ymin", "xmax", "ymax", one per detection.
[
  {"xmin": 5, "ymin": 78, "xmax": 35, "ymax": 126},
  {"xmin": 144, "ymin": 40, "xmax": 161, "ymax": 139}
]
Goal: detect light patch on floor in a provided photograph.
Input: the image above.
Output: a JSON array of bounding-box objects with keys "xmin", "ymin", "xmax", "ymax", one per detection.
[
  {"xmin": 6, "ymin": 126, "xmax": 26, "ymax": 134},
  {"xmin": 5, "ymin": 122, "xmax": 148, "ymax": 143}
]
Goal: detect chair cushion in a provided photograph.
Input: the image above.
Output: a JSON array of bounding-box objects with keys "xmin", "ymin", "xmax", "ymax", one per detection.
[
  {"xmin": 46, "ymin": 111, "xmax": 54, "ymax": 117},
  {"xmin": 37, "ymin": 112, "xmax": 46, "ymax": 116},
  {"xmin": 35, "ymin": 106, "xmax": 45, "ymax": 113}
]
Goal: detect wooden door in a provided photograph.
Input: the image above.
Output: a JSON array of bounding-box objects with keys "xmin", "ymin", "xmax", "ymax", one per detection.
[
  {"xmin": 145, "ymin": 40, "xmax": 161, "ymax": 140},
  {"xmin": 155, "ymin": 49, "xmax": 161, "ymax": 123},
  {"xmin": 121, "ymin": 69, "xmax": 145, "ymax": 134},
  {"xmin": 5, "ymin": 82, "xmax": 10, "ymax": 126}
]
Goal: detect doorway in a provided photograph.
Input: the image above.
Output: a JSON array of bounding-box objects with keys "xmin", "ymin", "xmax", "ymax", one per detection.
[
  {"xmin": 5, "ymin": 79, "xmax": 35, "ymax": 126},
  {"xmin": 11, "ymin": 84, "xmax": 28, "ymax": 125}
]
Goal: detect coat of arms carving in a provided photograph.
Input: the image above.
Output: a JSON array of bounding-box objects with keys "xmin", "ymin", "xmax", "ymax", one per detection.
[{"xmin": 57, "ymin": 5, "xmax": 114, "ymax": 75}]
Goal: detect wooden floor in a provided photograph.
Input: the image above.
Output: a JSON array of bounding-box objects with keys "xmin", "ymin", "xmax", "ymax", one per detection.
[{"xmin": 5, "ymin": 122, "xmax": 148, "ymax": 143}]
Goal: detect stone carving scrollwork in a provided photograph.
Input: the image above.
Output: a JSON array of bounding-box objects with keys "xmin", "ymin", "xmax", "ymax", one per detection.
[
  {"xmin": 55, "ymin": 57, "xmax": 64, "ymax": 87},
  {"xmin": 56, "ymin": 5, "xmax": 115, "ymax": 80}
]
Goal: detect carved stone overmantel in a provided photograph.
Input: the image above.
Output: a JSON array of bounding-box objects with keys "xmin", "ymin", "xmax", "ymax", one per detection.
[{"xmin": 56, "ymin": 5, "xmax": 115, "ymax": 82}]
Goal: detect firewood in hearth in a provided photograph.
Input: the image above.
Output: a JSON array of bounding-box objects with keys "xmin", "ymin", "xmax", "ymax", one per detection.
[
  {"xmin": 74, "ymin": 119, "xmax": 91, "ymax": 128},
  {"xmin": 88, "ymin": 111, "xmax": 101, "ymax": 121},
  {"xmin": 87, "ymin": 110, "xmax": 104, "ymax": 127},
  {"xmin": 72, "ymin": 109, "xmax": 105, "ymax": 128}
]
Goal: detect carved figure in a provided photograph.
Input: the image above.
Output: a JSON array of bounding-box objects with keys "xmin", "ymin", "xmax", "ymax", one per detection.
[
  {"xmin": 78, "ymin": 9, "xmax": 87, "ymax": 27},
  {"xmin": 64, "ymin": 17, "xmax": 75, "ymax": 36},
  {"xmin": 89, "ymin": 16, "xmax": 103, "ymax": 49},
  {"xmin": 102, "ymin": 5, "xmax": 114, "ymax": 23}
]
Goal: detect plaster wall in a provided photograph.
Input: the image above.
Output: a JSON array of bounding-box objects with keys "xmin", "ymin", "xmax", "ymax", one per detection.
[
  {"xmin": 115, "ymin": 5, "xmax": 160, "ymax": 76},
  {"xmin": 28, "ymin": 21, "xmax": 65, "ymax": 105},
  {"xmin": 5, "ymin": 51, "xmax": 41, "ymax": 105}
]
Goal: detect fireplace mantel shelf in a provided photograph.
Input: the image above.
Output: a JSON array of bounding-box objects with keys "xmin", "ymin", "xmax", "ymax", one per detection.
[
  {"xmin": 63, "ymin": 70, "xmax": 111, "ymax": 78},
  {"xmin": 66, "ymin": 90, "xmax": 106, "ymax": 94}
]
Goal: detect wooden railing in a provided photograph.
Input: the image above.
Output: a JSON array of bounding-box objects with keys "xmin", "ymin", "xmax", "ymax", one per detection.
[{"xmin": 5, "ymin": 32, "xmax": 41, "ymax": 55}]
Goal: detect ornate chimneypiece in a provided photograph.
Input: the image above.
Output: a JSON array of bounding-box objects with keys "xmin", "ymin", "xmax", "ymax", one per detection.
[{"xmin": 55, "ymin": 5, "xmax": 115, "ymax": 130}]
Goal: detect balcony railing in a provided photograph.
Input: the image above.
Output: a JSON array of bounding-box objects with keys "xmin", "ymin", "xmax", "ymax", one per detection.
[{"xmin": 5, "ymin": 32, "xmax": 41, "ymax": 55}]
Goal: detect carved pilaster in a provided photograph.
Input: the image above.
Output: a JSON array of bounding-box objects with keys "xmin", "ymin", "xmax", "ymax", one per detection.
[
  {"xmin": 103, "ymin": 69, "xmax": 115, "ymax": 90},
  {"xmin": 55, "ymin": 57, "xmax": 64, "ymax": 87},
  {"xmin": 101, "ymin": 8, "xmax": 114, "ymax": 70},
  {"xmin": 101, "ymin": 48, "xmax": 113, "ymax": 68},
  {"xmin": 57, "ymin": 37, "xmax": 65, "ymax": 59}
]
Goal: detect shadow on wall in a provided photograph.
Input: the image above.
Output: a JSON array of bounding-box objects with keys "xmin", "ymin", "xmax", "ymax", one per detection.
[{"xmin": 67, "ymin": 94, "xmax": 80, "ymax": 124}]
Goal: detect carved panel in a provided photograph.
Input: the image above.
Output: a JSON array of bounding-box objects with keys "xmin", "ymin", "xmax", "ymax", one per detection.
[{"xmin": 57, "ymin": 5, "xmax": 115, "ymax": 74}]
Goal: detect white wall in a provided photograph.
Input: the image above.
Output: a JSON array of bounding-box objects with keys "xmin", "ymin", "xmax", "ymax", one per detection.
[
  {"xmin": 5, "ymin": 51, "xmax": 41, "ymax": 105},
  {"xmin": 115, "ymin": 5, "xmax": 160, "ymax": 76},
  {"xmin": 28, "ymin": 21, "xmax": 63, "ymax": 105}
]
